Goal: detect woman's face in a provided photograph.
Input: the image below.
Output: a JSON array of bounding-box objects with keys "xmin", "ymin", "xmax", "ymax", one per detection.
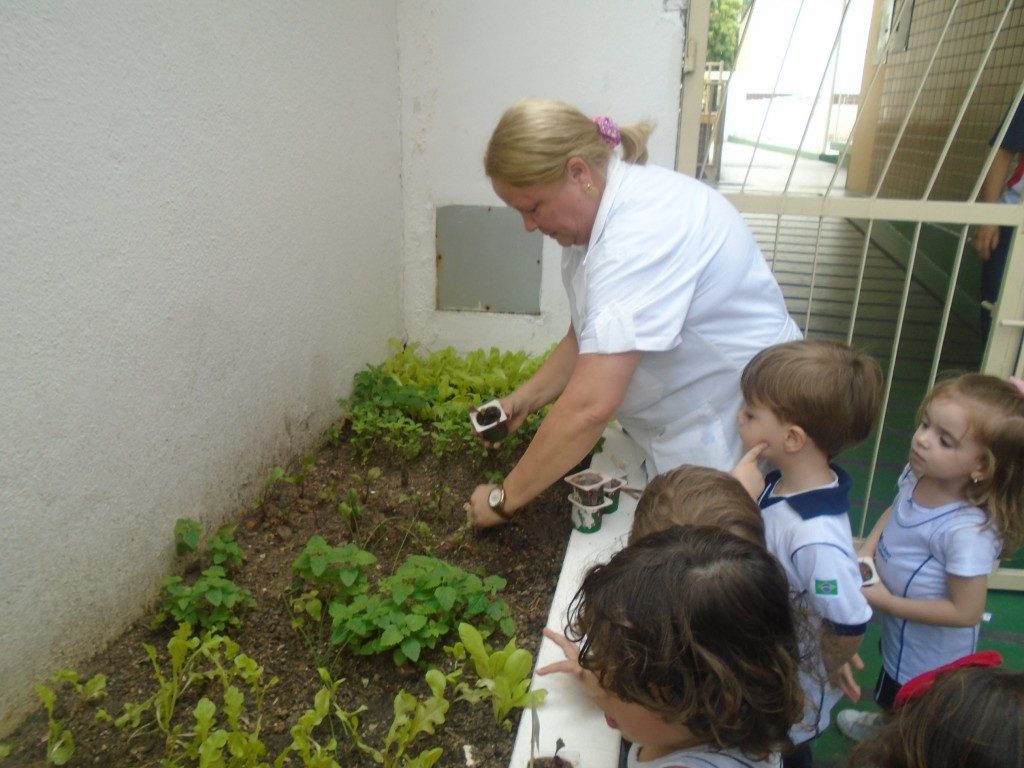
[{"xmin": 491, "ymin": 165, "xmax": 599, "ymax": 247}]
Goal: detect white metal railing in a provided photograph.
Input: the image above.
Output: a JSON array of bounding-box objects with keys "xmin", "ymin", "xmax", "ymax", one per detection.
[{"xmin": 712, "ymin": 0, "xmax": 1024, "ymax": 587}]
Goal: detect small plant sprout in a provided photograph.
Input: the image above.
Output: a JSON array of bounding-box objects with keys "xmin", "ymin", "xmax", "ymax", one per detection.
[
  {"xmin": 34, "ymin": 669, "xmax": 107, "ymax": 766},
  {"xmin": 155, "ymin": 566, "xmax": 255, "ymax": 633},
  {"xmin": 174, "ymin": 518, "xmax": 202, "ymax": 557},
  {"xmin": 337, "ymin": 488, "xmax": 365, "ymax": 542},
  {"xmin": 447, "ymin": 623, "xmax": 546, "ymax": 729},
  {"xmin": 208, "ymin": 524, "xmax": 244, "ymax": 572}
]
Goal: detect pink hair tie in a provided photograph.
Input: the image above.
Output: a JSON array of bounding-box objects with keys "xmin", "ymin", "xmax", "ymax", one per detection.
[
  {"xmin": 1010, "ymin": 377, "xmax": 1024, "ymax": 397},
  {"xmin": 594, "ymin": 116, "xmax": 621, "ymax": 148}
]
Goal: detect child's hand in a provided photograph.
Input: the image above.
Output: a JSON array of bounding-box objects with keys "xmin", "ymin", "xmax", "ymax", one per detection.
[
  {"xmin": 731, "ymin": 443, "xmax": 768, "ymax": 500},
  {"xmin": 536, "ymin": 627, "xmax": 603, "ymax": 697},
  {"xmin": 862, "ymin": 579, "xmax": 893, "ymax": 610},
  {"xmin": 536, "ymin": 628, "xmax": 584, "ymax": 679},
  {"xmin": 832, "ymin": 654, "xmax": 864, "ymax": 702}
]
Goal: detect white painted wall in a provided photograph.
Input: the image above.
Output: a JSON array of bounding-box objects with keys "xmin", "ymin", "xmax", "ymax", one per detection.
[
  {"xmin": 397, "ymin": 0, "xmax": 686, "ymax": 354},
  {"xmin": 0, "ymin": 3, "xmax": 403, "ymax": 732}
]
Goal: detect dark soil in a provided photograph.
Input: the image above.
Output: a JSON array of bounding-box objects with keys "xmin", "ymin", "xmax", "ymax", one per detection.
[{"xmin": 4, "ymin": 435, "xmax": 572, "ymax": 768}]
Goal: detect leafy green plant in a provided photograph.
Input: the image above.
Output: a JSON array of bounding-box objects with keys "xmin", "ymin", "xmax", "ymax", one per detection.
[
  {"xmin": 337, "ymin": 488, "xmax": 365, "ymax": 542},
  {"xmin": 155, "ymin": 566, "xmax": 255, "ymax": 633},
  {"xmin": 107, "ymin": 623, "xmax": 277, "ymax": 765},
  {"xmin": 35, "ymin": 684, "xmax": 74, "ymax": 766},
  {"xmin": 292, "ymin": 535, "xmax": 376, "ymax": 601},
  {"xmin": 329, "ymin": 555, "xmax": 515, "ymax": 666},
  {"xmin": 33, "ymin": 668, "xmax": 107, "ymax": 765},
  {"xmin": 0, "ymin": 742, "xmax": 11, "ymax": 761},
  {"xmin": 274, "ymin": 669, "xmax": 355, "ymax": 768},
  {"xmin": 175, "ymin": 518, "xmax": 203, "ymax": 557},
  {"xmin": 208, "ymin": 523, "xmax": 245, "ymax": 572},
  {"xmin": 340, "ymin": 668, "xmax": 449, "ymax": 768},
  {"xmin": 447, "ymin": 623, "xmax": 546, "ymax": 729},
  {"xmin": 339, "ymin": 339, "xmax": 552, "ymax": 463}
]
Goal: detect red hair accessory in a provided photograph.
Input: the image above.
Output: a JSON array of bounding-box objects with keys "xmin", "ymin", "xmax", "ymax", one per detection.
[
  {"xmin": 1009, "ymin": 377, "xmax": 1024, "ymax": 397},
  {"xmin": 893, "ymin": 651, "xmax": 1003, "ymax": 709}
]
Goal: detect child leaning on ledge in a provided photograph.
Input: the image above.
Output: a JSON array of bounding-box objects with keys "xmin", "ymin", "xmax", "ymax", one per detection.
[
  {"xmin": 731, "ymin": 339, "xmax": 883, "ymax": 768},
  {"xmin": 538, "ymin": 524, "xmax": 805, "ymax": 768}
]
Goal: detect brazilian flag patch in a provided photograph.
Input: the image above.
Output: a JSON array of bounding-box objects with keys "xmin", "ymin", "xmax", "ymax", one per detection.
[{"xmin": 815, "ymin": 579, "xmax": 839, "ymax": 596}]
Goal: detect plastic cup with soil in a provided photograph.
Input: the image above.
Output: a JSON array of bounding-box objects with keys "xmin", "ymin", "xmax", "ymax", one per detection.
[
  {"xmin": 469, "ymin": 399, "xmax": 509, "ymax": 442},
  {"xmin": 532, "ymin": 751, "xmax": 580, "ymax": 768},
  {"xmin": 564, "ymin": 470, "xmax": 606, "ymax": 507},
  {"xmin": 568, "ymin": 492, "xmax": 612, "ymax": 534},
  {"xmin": 602, "ymin": 475, "xmax": 627, "ymax": 514}
]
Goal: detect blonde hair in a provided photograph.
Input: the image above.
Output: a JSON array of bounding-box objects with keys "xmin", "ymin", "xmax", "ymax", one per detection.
[
  {"xmin": 631, "ymin": 465, "xmax": 765, "ymax": 546},
  {"xmin": 741, "ymin": 339, "xmax": 883, "ymax": 458},
  {"xmin": 484, "ymin": 99, "xmax": 654, "ymax": 187},
  {"xmin": 920, "ymin": 373, "xmax": 1024, "ymax": 555}
]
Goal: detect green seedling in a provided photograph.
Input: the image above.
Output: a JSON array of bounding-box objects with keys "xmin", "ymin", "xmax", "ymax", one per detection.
[
  {"xmin": 447, "ymin": 623, "xmax": 546, "ymax": 728},
  {"xmin": 292, "ymin": 535, "xmax": 376, "ymax": 601},
  {"xmin": 108, "ymin": 623, "xmax": 277, "ymax": 765},
  {"xmin": 341, "ymin": 668, "xmax": 448, "ymax": 768},
  {"xmin": 208, "ymin": 523, "xmax": 245, "ymax": 572},
  {"xmin": 174, "ymin": 518, "xmax": 203, "ymax": 557},
  {"xmin": 329, "ymin": 555, "xmax": 515, "ymax": 666},
  {"xmin": 155, "ymin": 566, "xmax": 255, "ymax": 633}
]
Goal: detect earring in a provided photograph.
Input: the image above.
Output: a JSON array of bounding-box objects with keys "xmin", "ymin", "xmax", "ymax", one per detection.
[
  {"xmin": 585, "ymin": 182, "xmax": 598, "ymax": 198},
  {"xmin": 971, "ymin": 475, "xmax": 982, "ymax": 485}
]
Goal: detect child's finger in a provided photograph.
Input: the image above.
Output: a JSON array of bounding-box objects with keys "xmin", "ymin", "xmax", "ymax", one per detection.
[{"xmin": 739, "ymin": 442, "xmax": 768, "ymax": 464}]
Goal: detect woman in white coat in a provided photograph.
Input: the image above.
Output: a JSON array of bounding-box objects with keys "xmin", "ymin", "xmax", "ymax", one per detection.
[{"xmin": 467, "ymin": 99, "xmax": 800, "ymax": 528}]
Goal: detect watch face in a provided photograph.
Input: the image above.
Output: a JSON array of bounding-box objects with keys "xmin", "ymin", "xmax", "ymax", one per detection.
[{"xmin": 488, "ymin": 487, "xmax": 503, "ymax": 508}]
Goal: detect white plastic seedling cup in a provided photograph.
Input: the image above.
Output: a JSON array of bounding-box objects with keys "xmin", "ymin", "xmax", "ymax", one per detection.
[
  {"xmin": 563, "ymin": 470, "xmax": 606, "ymax": 507},
  {"xmin": 567, "ymin": 493, "xmax": 612, "ymax": 534},
  {"xmin": 469, "ymin": 399, "xmax": 509, "ymax": 442}
]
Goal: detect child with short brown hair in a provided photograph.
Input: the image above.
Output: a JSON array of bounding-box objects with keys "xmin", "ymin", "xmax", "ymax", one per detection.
[
  {"xmin": 630, "ymin": 464, "xmax": 764, "ymax": 546},
  {"xmin": 731, "ymin": 339, "xmax": 884, "ymax": 768}
]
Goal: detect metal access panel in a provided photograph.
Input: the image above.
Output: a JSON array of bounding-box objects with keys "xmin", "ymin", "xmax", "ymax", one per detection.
[{"xmin": 435, "ymin": 205, "xmax": 543, "ymax": 314}]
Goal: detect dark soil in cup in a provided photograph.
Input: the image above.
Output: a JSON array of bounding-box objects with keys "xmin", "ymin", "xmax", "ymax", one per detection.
[{"xmin": 476, "ymin": 405, "xmax": 503, "ymax": 427}]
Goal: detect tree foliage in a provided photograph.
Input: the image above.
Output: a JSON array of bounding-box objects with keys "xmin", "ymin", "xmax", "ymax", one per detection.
[{"xmin": 707, "ymin": 0, "xmax": 749, "ymax": 69}]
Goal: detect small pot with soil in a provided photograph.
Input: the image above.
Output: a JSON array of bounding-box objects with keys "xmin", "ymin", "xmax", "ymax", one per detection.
[
  {"xmin": 469, "ymin": 398, "xmax": 509, "ymax": 442},
  {"xmin": 568, "ymin": 492, "xmax": 612, "ymax": 534},
  {"xmin": 602, "ymin": 475, "xmax": 627, "ymax": 514},
  {"xmin": 564, "ymin": 470, "xmax": 606, "ymax": 506},
  {"xmin": 532, "ymin": 754, "xmax": 580, "ymax": 768}
]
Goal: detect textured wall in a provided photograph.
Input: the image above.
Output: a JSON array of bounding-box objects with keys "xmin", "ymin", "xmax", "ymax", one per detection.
[
  {"xmin": 0, "ymin": 2, "xmax": 403, "ymax": 732},
  {"xmin": 397, "ymin": 0, "xmax": 686, "ymax": 354},
  {"xmin": 867, "ymin": 0, "xmax": 1024, "ymax": 200}
]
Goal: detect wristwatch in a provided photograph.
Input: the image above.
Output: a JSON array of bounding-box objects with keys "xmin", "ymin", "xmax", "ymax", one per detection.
[{"xmin": 487, "ymin": 485, "xmax": 514, "ymax": 520}]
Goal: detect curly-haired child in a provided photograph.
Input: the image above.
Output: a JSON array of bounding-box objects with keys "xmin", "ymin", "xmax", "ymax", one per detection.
[{"xmin": 538, "ymin": 524, "xmax": 804, "ymax": 767}]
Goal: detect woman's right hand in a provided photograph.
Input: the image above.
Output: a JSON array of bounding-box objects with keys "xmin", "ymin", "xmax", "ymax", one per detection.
[{"xmin": 474, "ymin": 392, "xmax": 531, "ymax": 449}]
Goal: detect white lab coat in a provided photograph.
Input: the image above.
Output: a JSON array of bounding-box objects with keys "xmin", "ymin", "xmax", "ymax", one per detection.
[{"xmin": 562, "ymin": 155, "xmax": 800, "ymax": 476}]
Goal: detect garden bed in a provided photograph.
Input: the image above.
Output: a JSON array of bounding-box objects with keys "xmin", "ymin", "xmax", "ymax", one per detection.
[{"xmin": 4, "ymin": 418, "xmax": 572, "ymax": 767}]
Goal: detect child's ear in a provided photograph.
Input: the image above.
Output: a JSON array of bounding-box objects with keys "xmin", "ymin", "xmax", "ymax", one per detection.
[{"xmin": 783, "ymin": 425, "xmax": 807, "ymax": 453}]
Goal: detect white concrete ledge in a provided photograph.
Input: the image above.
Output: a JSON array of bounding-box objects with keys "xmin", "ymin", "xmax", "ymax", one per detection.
[{"xmin": 509, "ymin": 427, "xmax": 644, "ymax": 768}]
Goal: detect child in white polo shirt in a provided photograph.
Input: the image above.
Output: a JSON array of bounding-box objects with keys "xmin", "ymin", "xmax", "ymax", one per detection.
[{"xmin": 732, "ymin": 339, "xmax": 884, "ymax": 768}]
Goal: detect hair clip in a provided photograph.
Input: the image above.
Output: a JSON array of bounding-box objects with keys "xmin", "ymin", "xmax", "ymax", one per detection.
[
  {"xmin": 893, "ymin": 650, "xmax": 1003, "ymax": 709},
  {"xmin": 594, "ymin": 116, "xmax": 621, "ymax": 148},
  {"xmin": 1009, "ymin": 377, "xmax": 1024, "ymax": 398}
]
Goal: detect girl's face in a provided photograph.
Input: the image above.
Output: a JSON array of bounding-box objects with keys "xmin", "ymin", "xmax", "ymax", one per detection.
[
  {"xmin": 909, "ymin": 395, "xmax": 987, "ymax": 489},
  {"xmin": 592, "ymin": 687, "xmax": 693, "ymax": 760},
  {"xmin": 492, "ymin": 172, "xmax": 597, "ymax": 248}
]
